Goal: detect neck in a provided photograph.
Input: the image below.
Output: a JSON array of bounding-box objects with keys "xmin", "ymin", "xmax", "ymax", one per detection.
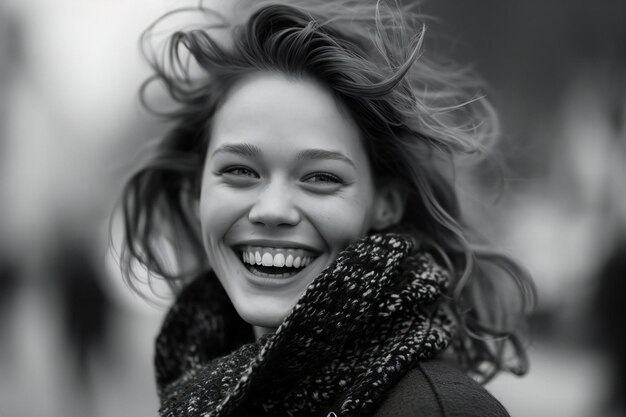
[{"xmin": 253, "ymin": 325, "xmax": 276, "ymax": 340}]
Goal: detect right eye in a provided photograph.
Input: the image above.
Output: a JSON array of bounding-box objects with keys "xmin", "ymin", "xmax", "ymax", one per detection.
[{"xmin": 221, "ymin": 166, "xmax": 259, "ymax": 178}]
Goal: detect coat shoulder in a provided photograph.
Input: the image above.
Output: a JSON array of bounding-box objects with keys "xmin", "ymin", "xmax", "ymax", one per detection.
[{"xmin": 373, "ymin": 359, "xmax": 510, "ymax": 417}]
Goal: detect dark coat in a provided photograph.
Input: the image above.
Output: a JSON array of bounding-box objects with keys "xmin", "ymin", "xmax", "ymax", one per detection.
[{"xmin": 373, "ymin": 359, "xmax": 510, "ymax": 417}]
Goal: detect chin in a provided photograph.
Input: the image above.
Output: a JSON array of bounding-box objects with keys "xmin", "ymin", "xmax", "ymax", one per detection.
[{"xmin": 233, "ymin": 296, "xmax": 293, "ymax": 329}]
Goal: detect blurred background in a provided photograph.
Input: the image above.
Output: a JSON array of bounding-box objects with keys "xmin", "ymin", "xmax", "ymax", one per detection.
[{"xmin": 0, "ymin": 0, "xmax": 624, "ymax": 416}]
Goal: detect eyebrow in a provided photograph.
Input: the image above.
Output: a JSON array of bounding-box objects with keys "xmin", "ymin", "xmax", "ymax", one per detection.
[
  {"xmin": 212, "ymin": 143, "xmax": 356, "ymax": 168},
  {"xmin": 212, "ymin": 143, "xmax": 261, "ymax": 159},
  {"xmin": 296, "ymin": 149, "xmax": 355, "ymax": 168}
]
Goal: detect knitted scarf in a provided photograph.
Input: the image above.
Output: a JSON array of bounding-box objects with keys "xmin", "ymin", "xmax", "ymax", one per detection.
[{"xmin": 155, "ymin": 232, "xmax": 456, "ymax": 417}]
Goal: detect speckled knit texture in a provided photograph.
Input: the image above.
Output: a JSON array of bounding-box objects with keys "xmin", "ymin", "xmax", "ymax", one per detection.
[{"xmin": 155, "ymin": 232, "xmax": 456, "ymax": 417}]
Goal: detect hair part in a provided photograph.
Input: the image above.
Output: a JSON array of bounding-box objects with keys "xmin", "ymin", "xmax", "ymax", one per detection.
[{"xmin": 118, "ymin": 0, "xmax": 536, "ymax": 383}]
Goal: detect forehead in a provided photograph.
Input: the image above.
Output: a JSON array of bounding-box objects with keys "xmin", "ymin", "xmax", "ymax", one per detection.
[{"xmin": 209, "ymin": 73, "xmax": 365, "ymax": 156}]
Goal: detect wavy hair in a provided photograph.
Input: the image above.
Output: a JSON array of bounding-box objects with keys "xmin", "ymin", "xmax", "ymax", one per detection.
[{"xmin": 118, "ymin": 0, "xmax": 536, "ymax": 383}]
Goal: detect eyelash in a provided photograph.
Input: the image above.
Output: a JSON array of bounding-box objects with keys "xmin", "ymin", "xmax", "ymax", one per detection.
[
  {"xmin": 302, "ymin": 172, "xmax": 343, "ymax": 184},
  {"xmin": 221, "ymin": 166, "xmax": 259, "ymax": 178},
  {"xmin": 220, "ymin": 167, "xmax": 343, "ymax": 184}
]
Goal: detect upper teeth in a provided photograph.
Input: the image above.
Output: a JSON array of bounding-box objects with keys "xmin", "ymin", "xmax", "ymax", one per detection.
[{"xmin": 240, "ymin": 249, "xmax": 315, "ymax": 268}]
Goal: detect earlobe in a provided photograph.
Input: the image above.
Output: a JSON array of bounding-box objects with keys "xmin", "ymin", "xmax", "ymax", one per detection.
[{"xmin": 371, "ymin": 181, "xmax": 407, "ymax": 231}]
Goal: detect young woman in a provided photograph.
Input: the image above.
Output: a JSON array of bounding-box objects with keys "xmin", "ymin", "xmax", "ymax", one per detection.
[{"xmin": 119, "ymin": 1, "xmax": 536, "ymax": 416}]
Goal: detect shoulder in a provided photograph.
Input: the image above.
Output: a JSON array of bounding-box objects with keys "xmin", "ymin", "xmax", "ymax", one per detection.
[{"xmin": 373, "ymin": 359, "xmax": 510, "ymax": 417}]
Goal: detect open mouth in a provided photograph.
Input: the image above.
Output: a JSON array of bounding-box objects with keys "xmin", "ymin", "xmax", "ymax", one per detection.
[{"xmin": 235, "ymin": 246, "xmax": 319, "ymax": 278}]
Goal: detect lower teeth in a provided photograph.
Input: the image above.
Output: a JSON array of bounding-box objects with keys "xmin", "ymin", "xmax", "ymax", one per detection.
[{"xmin": 246, "ymin": 264, "xmax": 299, "ymax": 278}]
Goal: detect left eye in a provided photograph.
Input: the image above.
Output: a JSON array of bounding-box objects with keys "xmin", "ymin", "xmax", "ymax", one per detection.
[{"xmin": 302, "ymin": 173, "xmax": 343, "ymax": 184}]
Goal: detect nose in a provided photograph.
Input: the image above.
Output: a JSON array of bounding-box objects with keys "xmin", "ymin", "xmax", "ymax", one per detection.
[{"xmin": 248, "ymin": 180, "xmax": 301, "ymax": 228}]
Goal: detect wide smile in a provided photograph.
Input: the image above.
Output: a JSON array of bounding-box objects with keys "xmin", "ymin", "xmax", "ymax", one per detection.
[{"xmin": 233, "ymin": 245, "xmax": 321, "ymax": 280}]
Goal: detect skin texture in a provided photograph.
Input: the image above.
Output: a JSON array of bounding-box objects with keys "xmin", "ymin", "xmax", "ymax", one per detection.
[{"xmin": 199, "ymin": 72, "xmax": 402, "ymax": 329}]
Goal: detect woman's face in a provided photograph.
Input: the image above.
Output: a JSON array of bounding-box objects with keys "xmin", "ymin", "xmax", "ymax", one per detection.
[{"xmin": 200, "ymin": 73, "xmax": 384, "ymax": 328}]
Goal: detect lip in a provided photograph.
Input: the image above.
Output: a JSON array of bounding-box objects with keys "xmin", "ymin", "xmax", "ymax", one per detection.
[{"xmin": 232, "ymin": 239, "xmax": 323, "ymax": 254}]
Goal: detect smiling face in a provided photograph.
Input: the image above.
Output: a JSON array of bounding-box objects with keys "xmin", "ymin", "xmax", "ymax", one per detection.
[{"xmin": 200, "ymin": 73, "xmax": 397, "ymax": 328}]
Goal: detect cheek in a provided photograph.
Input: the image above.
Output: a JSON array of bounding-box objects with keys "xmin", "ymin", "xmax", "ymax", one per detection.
[
  {"xmin": 302, "ymin": 190, "xmax": 375, "ymax": 250},
  {"xmin": 199, "ymin": 184, "xmax": 250, "ymax": 245}
]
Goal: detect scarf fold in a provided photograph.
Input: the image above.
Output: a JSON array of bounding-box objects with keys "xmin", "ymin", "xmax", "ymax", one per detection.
[{"xmin": 155, "ymin": 232, "xmax": 456, "ymax": 417}]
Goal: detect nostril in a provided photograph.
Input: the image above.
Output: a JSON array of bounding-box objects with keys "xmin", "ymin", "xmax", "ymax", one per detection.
[{"xmin": 247, "ymin": 201, "xmax": 301, "ymax": 227}]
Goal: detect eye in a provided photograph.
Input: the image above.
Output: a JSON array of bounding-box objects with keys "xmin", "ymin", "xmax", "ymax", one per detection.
[
  {"xmin": 221, "ymin": 166, "xmax": 259, "ymax": 178},
  {"xmin": 302, "ymin": 172, "xmax": 344, "ymax": 184}
]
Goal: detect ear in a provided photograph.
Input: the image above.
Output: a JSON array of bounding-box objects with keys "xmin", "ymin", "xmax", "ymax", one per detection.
[
  {"xmin": 370, "ymin": 179, "xmax": 407, "ymax": 231},
  {"xmin": 190, "ymin": 196, "xmax": 201, "ymax": 220}
]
